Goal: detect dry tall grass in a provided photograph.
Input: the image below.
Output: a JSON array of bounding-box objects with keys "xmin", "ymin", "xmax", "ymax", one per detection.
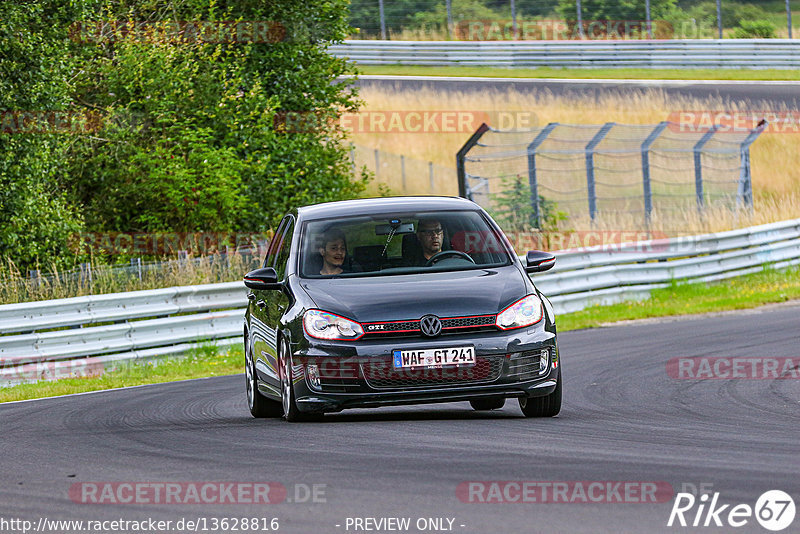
[
  {"xmin": 0, "ymin": 254, "xmax": 260, "ymax": 304},
  {"xmin": 350, "ymin": 86, "xmax": 800, "ymax": 235}
]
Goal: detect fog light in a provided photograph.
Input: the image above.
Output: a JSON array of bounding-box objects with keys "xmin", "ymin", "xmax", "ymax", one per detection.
[
  {"xmin": 307, "ymin": 364, "xmax": 320, "ymax": 388},
  {"xmin": 539, "ymin": 349, "xmax": 549, "ymax": 373}
]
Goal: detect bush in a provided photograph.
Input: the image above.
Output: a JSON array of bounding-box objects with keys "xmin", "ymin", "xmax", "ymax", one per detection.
[{"xmin": 732, "ymin": 19, "xmax": 777, "ymax": 38}]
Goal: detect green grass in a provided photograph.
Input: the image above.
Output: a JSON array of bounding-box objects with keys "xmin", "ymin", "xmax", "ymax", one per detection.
[
  {"xmin": 0, "ymin": 343, "xmax": 242, "ymax": 403},
  {"xmin": 2, "ymin": 266, "xmax": 799, "ymax": 403},
  {"xmin": 358, "ymin": 64, "xmax": 800, "ymax": 81},
  {"xmin": 557, "ymin": 265, "xmax": 800, "ymax": 331}
]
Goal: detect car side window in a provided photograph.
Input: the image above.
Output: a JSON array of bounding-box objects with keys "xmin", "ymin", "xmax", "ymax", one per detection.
[
  {"xmin": 263, "ymin": 217, "xmax": 289, "ymax": 268},
  {"xmin": 272, "ymin": 217, "xmax": 295, "ymax": 281}
]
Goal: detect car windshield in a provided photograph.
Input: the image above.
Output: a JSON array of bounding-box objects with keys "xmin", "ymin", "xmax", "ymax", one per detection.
[{"xmin": 299, "ymin": 210, "xmax": 513, "ymax": 278}]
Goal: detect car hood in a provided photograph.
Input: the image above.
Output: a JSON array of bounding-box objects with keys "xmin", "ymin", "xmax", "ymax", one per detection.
[{"xmin": 297, "ymin": 266, "xmax": 528, "ymax": 322}]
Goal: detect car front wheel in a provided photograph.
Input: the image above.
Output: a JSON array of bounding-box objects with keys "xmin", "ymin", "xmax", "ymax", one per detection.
[
  {"xmin": 279, "ymin": 338, "xmax": 310, "ymax": 422},
  {"xmin": 245, "ymin": 333, "xmax": 282, "ymax": 418},
  {"xmin": 519, "ymin": 368, "xmax": 562, "ymax": 418}
]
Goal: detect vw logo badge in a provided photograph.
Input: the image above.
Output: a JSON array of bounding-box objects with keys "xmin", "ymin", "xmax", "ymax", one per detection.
[{"xmin": 419, "ymin": 315, "xmax": 442, "ymax": 337}]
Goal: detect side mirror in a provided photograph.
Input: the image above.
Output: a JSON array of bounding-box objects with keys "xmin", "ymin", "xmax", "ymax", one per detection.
[
  {"xmin": 525, "ymin": 250, "xmax": 556, "ymax": 273},
  {"xmin": 244, "ymin": 267, "xmax": 281, "ymax": 290}
]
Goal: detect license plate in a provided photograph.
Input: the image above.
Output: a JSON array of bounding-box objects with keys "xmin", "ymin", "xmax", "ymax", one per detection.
[{"xmin": 392, "ymin": 346, "xmax": 476, "ymax": 369}]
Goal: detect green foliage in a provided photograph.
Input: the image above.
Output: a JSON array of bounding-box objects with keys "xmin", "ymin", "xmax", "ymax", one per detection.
[
  {"xmin": 1, "ymin": 0, "xmax": 368, "ymax": 271},
  {"xmin": 0, "ymin": 1, "xmax": 87, "ymax": 270},
  {"xmin": 490, "ymin": 175, "xmax": 567, "ymax": 233},
  {"xmin": 732, "ymin": 19, "xmax": 777, "ymax": 38},
  {"xmin": 556, "ymin": 0, "xmax": 679, "ymax": 22},
  {"xmin": 412, "ymin": 0, "xmax": 506, "ymax": 31}
]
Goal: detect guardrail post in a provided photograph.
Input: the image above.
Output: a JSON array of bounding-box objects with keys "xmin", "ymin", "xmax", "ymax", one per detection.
[
  {"xmin": 429, "ymin": 161, "xmax": 434, "ymax": 193},
  {"xmin": 456, "ymin": 123, "xmax": 490, "ymax": 199},
  {"xmin": 527, "ymin": 123, "xmax": 558, "ymax": 229},
  {"xmin": 641, "ymin": 121, "xmax": 668, "ymax": 224},
  {"xmin": 737, "ymin": 119, "xmax": 767, "ymax": 209},
  {"xmin": 585, "ymin": 123, "xmax": 615, "ymax": 221},
  {"xmin": 374, "ymin": 148, "xmax": 380, "ymax": 178},
  {"xmin": 693, "ymin": 125, "xmax": 719, "ymax": 212}
]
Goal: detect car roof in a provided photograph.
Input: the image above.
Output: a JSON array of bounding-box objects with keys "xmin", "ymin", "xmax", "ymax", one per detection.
[{"xmin": 296, "ymin": 196, "xmax": 479, "ymax": 221}]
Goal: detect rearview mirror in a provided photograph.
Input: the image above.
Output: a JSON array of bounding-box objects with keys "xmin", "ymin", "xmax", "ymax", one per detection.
[
  {"xmin": 525, "ymin": 250, "xmax": 556, "ymax": 273},
  {"xmin": 244, "ymin": 267, "xmax": 281, "ymax": 290}
]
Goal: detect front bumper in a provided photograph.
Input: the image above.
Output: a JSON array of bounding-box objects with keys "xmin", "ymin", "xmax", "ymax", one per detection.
[{"xmin": 291, "ymin": 328, "xmax": 559, "ymax": 413}]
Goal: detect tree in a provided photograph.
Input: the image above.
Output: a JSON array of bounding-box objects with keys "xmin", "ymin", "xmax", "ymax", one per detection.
[
  {"xmin": 0, "ymin": 0, "xmax": 369, "ymax": 272},
  {"xmin": 0, "ymin": 2, "xmax": 85, "ymax": 270}
]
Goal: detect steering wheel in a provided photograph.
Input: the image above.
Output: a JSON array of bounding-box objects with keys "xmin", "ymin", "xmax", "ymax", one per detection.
[{"xmin": 425, "ymin": 250, "xmax": 476, "ymax": 267}]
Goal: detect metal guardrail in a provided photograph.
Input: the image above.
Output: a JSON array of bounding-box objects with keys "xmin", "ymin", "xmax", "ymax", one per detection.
[
  {"xmin": 1, "ymin": 218, "xmax": 799, "ymax": 385},
  {"xmin": 330, "ymin": 39, "xmax": 800, "ymax": 68}
]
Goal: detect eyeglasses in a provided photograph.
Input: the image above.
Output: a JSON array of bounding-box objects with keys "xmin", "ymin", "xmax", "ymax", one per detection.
[{"xmin": 419, "ymin": 228, "xmax": 443, "ymax": 237}]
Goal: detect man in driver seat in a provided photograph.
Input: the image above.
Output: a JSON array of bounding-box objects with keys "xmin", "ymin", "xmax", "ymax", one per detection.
[{"xmin": 414, "ymin": 218, "xmax": 443, "ymax": 265}]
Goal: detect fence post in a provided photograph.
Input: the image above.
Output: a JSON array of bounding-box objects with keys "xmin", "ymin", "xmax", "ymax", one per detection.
[
  {"xmin": 429, "ymin": 161, "xmax": 434, "ymax": 193},
  {"xmin": 378, "ymin": 0, "xmax": 386, "ymax": 40},
  {"xmin": 526, "ymin": 123, "xmax": 558, "ymax": 229},
  {"xmin": 585, "ymin": 122, "xmax": 615, "ymax": 221},
  {"xmin": 79, "ymin": 263, "xmax": 92, "ymax": 286},
  {"xmin": 641, "ymin": 121, "xmax": 668, "ymax": 223},
  {"xmin": 736, "ymin": 119, "xmax": 767, "ymax": 209},
  {"xmin": 28, "ymin": 269, "xmax": 40, "ymax": 290},
  {"xmin": 456, "ymin": 123, "xmax": 490, "ymax": 199},
  {"xmin": 693, "ymin": 125, "xmax": 719, "ymax": 212},
  {"xmin": 400, "ymin": 154, "xmax": 406, "ymax": 191},
  {"xmin": 131, "ymin": 257, "xmax": 142, "ymax": 281}
]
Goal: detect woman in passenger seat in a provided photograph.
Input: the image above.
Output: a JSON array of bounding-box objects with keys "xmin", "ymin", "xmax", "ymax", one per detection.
[{"xmin": 319, "ymin": 228, "xmax": 349, "ymax": 275}]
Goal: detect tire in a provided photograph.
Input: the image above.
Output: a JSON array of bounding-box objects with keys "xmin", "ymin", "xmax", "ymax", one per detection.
[
  {"xmin": 245, "ymin": 332, "xmax": 282, "ymax": 418},
  {"xmin": 279, "ymin": 337, "xmax": 312, "ymax": 422},
  {"xmin": 469, "ymin": 397, "xmax": 506, "ymax": 411},
  {"xmin": 519, "ymin": 368, "xmax": 562, "ymax": 418}
]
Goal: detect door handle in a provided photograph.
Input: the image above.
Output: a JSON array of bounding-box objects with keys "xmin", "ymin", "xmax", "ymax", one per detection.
[{"xmin": 256, "ymin": 300, "xmax": 266, "ymax": 310}]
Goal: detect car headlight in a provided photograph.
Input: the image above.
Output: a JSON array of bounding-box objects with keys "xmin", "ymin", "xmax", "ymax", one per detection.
[
  {"xmin": 495, "ymin": 295, "xmax": 543, "ymax": 330},
  {"xmin": 303, "ymin": 309, "xmax": 364, "ymax": 340}
]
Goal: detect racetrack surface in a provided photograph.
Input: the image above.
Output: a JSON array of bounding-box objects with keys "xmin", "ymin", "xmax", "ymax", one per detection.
[
  {"xmin": 356, "ymin": 75, "xmax": 800, "ymax": 108},
  {"xmin": 2, "ymin": 305, "xmax": 799, "ymax": 533}
]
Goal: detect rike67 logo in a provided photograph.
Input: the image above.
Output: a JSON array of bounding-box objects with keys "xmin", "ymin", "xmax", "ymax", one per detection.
[{"xmin": 668, "ymin": 490, "xmax": 795, "ymax": 531}]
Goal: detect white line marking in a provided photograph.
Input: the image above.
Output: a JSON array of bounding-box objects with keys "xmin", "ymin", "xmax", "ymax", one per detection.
[{"xmin": 355, "ymin": 74, "xmax": 800, "ymax": 87}]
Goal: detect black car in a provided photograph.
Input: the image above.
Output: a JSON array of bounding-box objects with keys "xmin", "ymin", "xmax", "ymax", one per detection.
[{"xmin": 243, "ymin": 196, "xmax": 561, "ymax": 421}]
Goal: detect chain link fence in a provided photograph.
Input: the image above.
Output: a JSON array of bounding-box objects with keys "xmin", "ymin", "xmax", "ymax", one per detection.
[
  {"xmin": 457, "ymin": 121, "xmax": 766, "ymax": 231},
  {"xmin": 351, "ymin": 144, "xmax": 457, "ymax": 195}
]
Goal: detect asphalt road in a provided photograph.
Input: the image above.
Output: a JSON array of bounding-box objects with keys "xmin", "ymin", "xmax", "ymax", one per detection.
[
  {"xmin": 356, "ymin": 75, "xmax": 800, "ymax": 108},
  {"xmin": 2, "ymin": 304, "xmax": 799, "ymax": 534}
]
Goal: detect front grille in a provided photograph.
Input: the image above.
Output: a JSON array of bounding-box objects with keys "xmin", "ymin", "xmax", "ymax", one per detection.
[
  {"xmin": 442, "ymin": 315, "xmax": 495, "ymax": 329},
  {"xmin": 361, "ymin": 355, "xmax": 504, "ymax": 390},
  {"xmin": 362, "ymin": 314, "xmax": 496, "ymax": 338}
]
